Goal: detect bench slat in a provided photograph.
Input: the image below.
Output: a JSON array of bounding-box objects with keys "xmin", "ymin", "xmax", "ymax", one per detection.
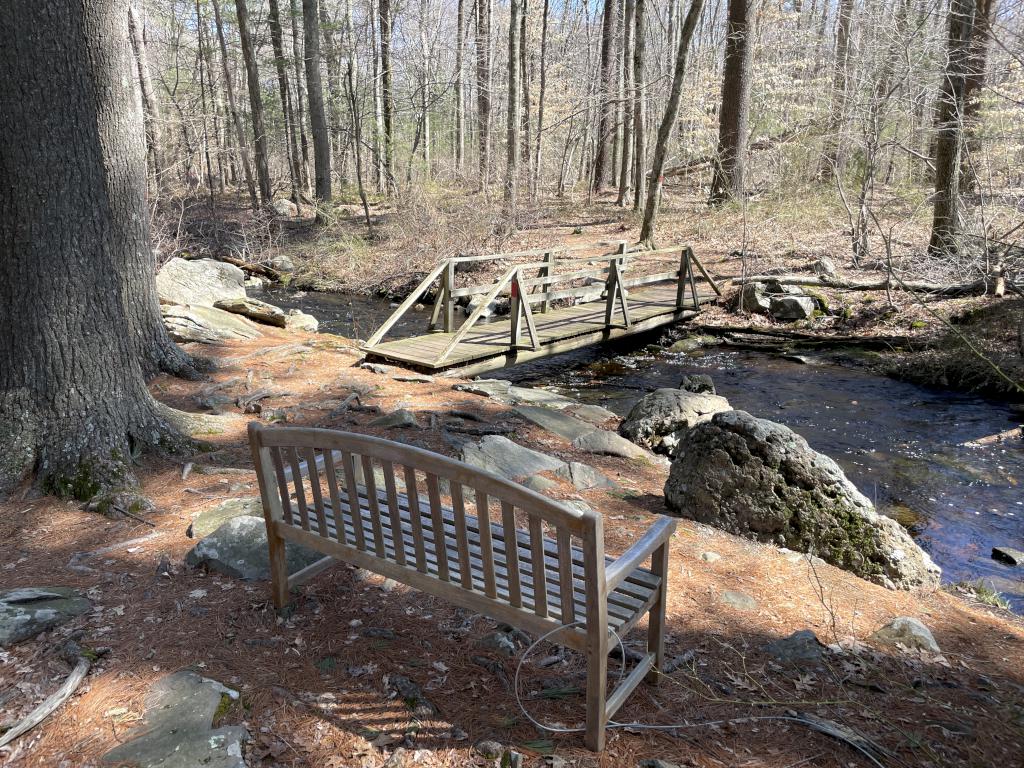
[
  {"xmin": 286, "ymin": 447, "xmax": 311, "ymax": 532},
  {"xmin": 304, "ymin": 447, "xmax": 329, "ymax": 538},
  {"xmin": 271, "ymin": 448, "xmax": 294, "ymax": 526},
  {"xmin": 529, "ymin": 516, "xmax": 548, "ymax": 618},
  {"xmin": 404, "ymin": 465, "xmax": 428, "ymax": 573},
  {"xmin": 476, "ymin": 491, "xmax": 497, "ymax": 599},
  {"xmin": 361, "ymin": 455, "xmax": 387, "ymax": 558},
  {"xmin": 381, "ymin": 461, "xmax": 406, "ymax": 566},
  {"xmin": 501, "ymin": 501, "xmax": 522, "ymax": 608}
]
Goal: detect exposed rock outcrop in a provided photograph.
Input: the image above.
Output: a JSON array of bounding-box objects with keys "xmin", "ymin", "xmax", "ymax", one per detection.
[
  {"xmin": 161, "ymin": 304, "xmax": 263, "ymax": 344},
  {"xmin": 619, "ymin": 389, "xmax": 731, "ymax": 455},
  {"xmin": 664, "ymin": 410, "xmax": 941, "ymax": 590},
  {"xmin": 0, "ymin": 587, "xmax": 91, "ymax": 647},
  {"xmin": 214, "ymin": 296, "xmax": 287, "ymax": 327},
  {"xmin": 156, "ymin": 257, "xmax": 246, "ymax": 307}
]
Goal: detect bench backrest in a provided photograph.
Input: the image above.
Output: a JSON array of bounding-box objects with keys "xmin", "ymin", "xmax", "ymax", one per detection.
[{"xmin": 249, "ymin": 423, "xmax": 605, "ymax": 631}]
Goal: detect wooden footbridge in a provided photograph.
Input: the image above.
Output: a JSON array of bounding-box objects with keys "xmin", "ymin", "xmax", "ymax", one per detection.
[{"xmin": 362, "ymin": 241, "xmax": 721, "ymax": 375}]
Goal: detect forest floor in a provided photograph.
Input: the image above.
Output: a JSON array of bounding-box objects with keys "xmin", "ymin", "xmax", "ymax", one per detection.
[
  {"xmin": 2, "ymin": 327, "xmax": 1023, "ymax": 768},
  {"xmin": 180, "ymin": 185, "xmax": 1023, "ymax": 398}
]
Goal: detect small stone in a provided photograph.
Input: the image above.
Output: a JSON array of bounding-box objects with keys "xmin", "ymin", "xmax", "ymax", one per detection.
[
  {"xmin": 766, "ymin": 630, "xmax": 825, "ymax": 663},
  {"xmin": 475, "ymin": 631, "xmax": 517, "ymax": 658},
  {"xmin": 268, "ymin": 254, "xmax": 295, "ymax": 272},
  {"xmin": 739, "ymin": 282, "xmax": 770, "ymax": 314},
  {"xmin": 812, "ymin": 257, "xmax": 838, "ymax": 278},
  {"xmin": 386, "ymin": 675, "xmax": 438, "ymax": 718},
  {"xmin": 475, "ymin": 740, "xmax": 504, "ymax": 760},
  {"xmin": 871, "ymin": 617, "xmax": 940, "ymax": 654},
  {"xmin": 187, "ymin": 497, "xmax": 263, "ymax": 539},
  {"xmin": 769, "ymin": 295, "xmax": 815, "ymax": 321},
  {"xmin": 639, "ymin": 760, "xmax": 684, "ymax": 768},
  {"xmin": 679, "ymin": 374, "xmax": 716, "ymax": 395},
  {"xmin": 184, "ymin": 516, "xmax": 322, "ymax": 581},
  {"xmin": 361, "ymin": 362, "xmax": 393, "ymax": 374},
  {"xmin": 700, "ymin": 551, "xmax": 721, "ymax": 563},
  {"xmin": 570, "ymin": 403, "xmax": 617, "ymax": 425},
  {"xmin": 272, "ymin": 199, "xmax": 299, "ymax": 217},
  {"xmin": 721, "ymin": 590, "xmax": 757, "ymax": 611},
  {"xmin": 992, "ymin": 546, "xmax": 1024, "ymax": 566},
  {"xmin": 284, "ymin": 309, "xmax": 318, "ymax": 332},
  {"xmin": 0, "ymin": 588, "xmax": 91, "ymax": 647},
  {"xmin": 381, "ymin": 748, "xmax": 410, "ymax": 768},
  {"xmin": 669, "ymin": 335, "xmax": 714, "ymax": 353},
  {"xmin": 364, "ymin": 627, "xmax": 397, "ymax": 640},
  {"xmin": 370, "ymin": 409, "xmax": 421, "ymax": 429}
]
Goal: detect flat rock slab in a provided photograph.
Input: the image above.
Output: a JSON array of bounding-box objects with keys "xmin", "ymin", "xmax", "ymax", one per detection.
[
  {"xmin": 156, "ymin": 257, "xmax": 246, "ymax": 307},
  {"xmin": 0, "ymin": 587, "xmax": 91, "ymax": 647},
  {"xmin": 185, "ymin": 516, "xmax": 323, "ymax": 581},
  {"xmin": 571, "ymin": 430, "xmax": 650, "ymax": 460},
  {"xmin": 453, "ymin": 380, "xmax": 576, "ymax": 409},
  {"xmin": 568, "ymin": 403, "xmax": 617, "ymax": 425},
  {"xmin": 162, "ymin": 304, "xmax": 263, "ymax": 344},
  {"xmin": 556, "ymin": 462, "xmax": 617, "ymax": 490},
  {"xmin": 514, "ymin": 406, "xmax": 596, "ymax": 442},
  {"xmin": 393, "ymin": 374, "xmax": 435, "ymax": 383},
  {"xmin": 721, "ymin": 590, "xmax": 758, "ymax": 611},
  {"xmin": 214, "ymin": 296, "xmax": 287, "ymax": 327},
  {"xmin": 101, "ymin": 670, "xmax": 245, "ymax": 768},
  {"xmin": 461, "ymin": 435, "xmax": 566, "ymax": 481},
  {"xmin": 187, "ymin": 497, "xmax": 263, "ymax": 539}
]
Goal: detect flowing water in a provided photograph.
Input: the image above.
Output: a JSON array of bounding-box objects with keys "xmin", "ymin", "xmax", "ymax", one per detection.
[{"xmin": 269, "ymin": 288, "xmax": 1024, "ymax": 610}]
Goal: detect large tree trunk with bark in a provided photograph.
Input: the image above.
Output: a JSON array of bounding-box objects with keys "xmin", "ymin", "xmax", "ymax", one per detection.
[
  {"xmin": 379, "ymin": 0, "xmax": 396, "ymax": 192},
  {"xmin": 929, "ymin": 0, "xmax": 976, "ymax": 255},
  {"xmin": 708, "ymin": 0, "xmax": 752, "ymax": 203},
  {"xmin": 455, "ymin": 0, "xmax": 467, "ymax": 169},
  {"xmin": 0, "ymin": 0, "xmax": 192, "ymax": 498},
  {"xmin": 475, "ymin": 0, "xmax": 493, "ymax": 185},
  {"xmin": 235, "ymin": 0, "xmax": 273, "ymax": 203},
  {"xmin": 616, "ymin": 0, "xmax": 635, "ymax": 206},
  {"xmin": 531, "ymin": 0, "xmax": 550, "ymax": 200},
  {"xmin": 639, "ymin": 0, "xmax": 704, "ymax": 244},
  {"xmin": 960, "ymin": 0, "xmax": 997, "ymax": 191},
  {"xmin": 504, "ymin": 0, "xmax": 522, "ymax": 213},
  {"xmin": 303, "ymin": 0, "xmax": 332, "ymax": 201},
  {"xmin": 592, "ymin": 0, "xmax": 618, "ymax": 192},
  {"xmin": 290, "ymin": 0, "xmax": 311, "ymax": 192},
  {"xmin": 819, "ymin": 0, "xmax": 854, "ymax": 179}
]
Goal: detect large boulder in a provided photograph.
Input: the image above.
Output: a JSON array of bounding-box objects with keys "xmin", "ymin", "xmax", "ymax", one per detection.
[
  {"xmin": 664, "ymin": 410, "xmax": 941, "ymax": 590},
  {"xmin": 0, "ymin": 587, "xmax": 91, "ymax": 647},
  {"xmin": 770, "ymin": 295, "xmax": 815, "ymax": 321},
  {"xmin": 161, "ymin": 304, "xmax": 263, "ymax": 344},
  {"xmin": 739, "ymin": 282, "xmax": 771, "ymax": 313},
  {"xmin": 156, "ymin": 257, "xmax": 246, "ymax": 307},
  {"xmin": 619, "ymin": 389, "xmax": 731, "ymax": 455}
]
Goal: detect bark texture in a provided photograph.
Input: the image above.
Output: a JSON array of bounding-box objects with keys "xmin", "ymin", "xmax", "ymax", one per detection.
[
  {"xmin": 708, "ymin": 0, "xmax": 753, "ymax": 203},
  {"xmin": 235, "ymin": 0, "xmax": 273, "ymax": 203},
  {"xmin": 0, "ymin": 0, "xmax": 189, "ymax": 497},
  {"xmin": 379, "ymin": 0, "xmax": 396, "ymax": 191},
  {"xmin": 303, "ymin": 0, "xmax": 332, "ymax": 201}
]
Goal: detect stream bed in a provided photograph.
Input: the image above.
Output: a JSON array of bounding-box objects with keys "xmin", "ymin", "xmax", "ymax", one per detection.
[{"xmin": 267, "ymin": 288, "xmax": 1024, "ymax": 610}]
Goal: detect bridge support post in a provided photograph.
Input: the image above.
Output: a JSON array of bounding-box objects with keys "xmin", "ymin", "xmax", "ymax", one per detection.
[
  {"xmin": 443, "ymin": 261, "xmax": 456, "ymax": 332},
  {"xmin": 542, "ymin": 251, "xmax": 555, "ymax": 313}
]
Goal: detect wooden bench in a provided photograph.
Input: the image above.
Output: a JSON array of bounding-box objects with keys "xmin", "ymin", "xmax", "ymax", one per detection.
[{"xmin": 248, "ymin": 422, "xmax": 676, "ymax": 751}]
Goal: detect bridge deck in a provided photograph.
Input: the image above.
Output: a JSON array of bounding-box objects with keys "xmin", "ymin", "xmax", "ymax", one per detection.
[{"xmin": 364, "ymin": 282, "xmax": 713, "ymax": 373}]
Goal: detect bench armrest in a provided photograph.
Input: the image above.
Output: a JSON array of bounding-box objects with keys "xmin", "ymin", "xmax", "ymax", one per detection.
[{"xmin": 605, "ymin": 516, "xmax": 676, "ymax": 592}]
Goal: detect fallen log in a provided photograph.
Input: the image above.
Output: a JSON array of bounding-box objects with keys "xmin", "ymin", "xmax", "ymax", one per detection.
[
  {"xmin": 691, "ymin": 324, "xmax": 917, "ymax": 348},
  {"xmin": 961, "ymin": 425, "xmax": 1023, "ymax": 447},
  {"xmin": 733, "ymin": 274, "xmax": 991, "ymax": 296}
]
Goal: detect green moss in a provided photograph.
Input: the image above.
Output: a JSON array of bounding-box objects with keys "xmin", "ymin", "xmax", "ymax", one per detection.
[
  {"xmin": 214, "ymin": 693, "xmax": 233, "ymax": 722},
  {"xmin": 44, "ymin": 460, "xmax": 105, "ymax": 501},
  {"xmin": 910, "ymin": 320, "xmax": 927, "ymax": 330}
]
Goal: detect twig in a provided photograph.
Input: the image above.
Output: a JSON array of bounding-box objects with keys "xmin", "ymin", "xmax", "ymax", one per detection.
[{"xmin": 0, "ymin": 658, "xmax": 90, "ymax": 748}]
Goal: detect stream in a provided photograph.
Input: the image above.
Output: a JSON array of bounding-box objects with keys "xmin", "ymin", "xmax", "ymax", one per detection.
[{"xmin": 265, "ymin": 288, "xmax": 1024, "ymax": 610}]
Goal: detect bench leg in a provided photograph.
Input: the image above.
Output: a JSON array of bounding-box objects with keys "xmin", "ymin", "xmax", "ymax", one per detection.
[
  {"xmin": 584, "ymin": 631, "xmax": 609, "ymax": 751},
  {"xmin": 646, "ymin": 541, "xmax": 670, "ymax": 685},
  {"xmin": 267, "ymin": 526, "xmax": 290, "ymax": 610}
]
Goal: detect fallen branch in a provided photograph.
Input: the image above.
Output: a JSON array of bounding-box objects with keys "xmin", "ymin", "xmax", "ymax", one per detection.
[
  {"xmin": 0, "ymin": 658, "xmax": 90, "ymax": 748},
  {"xmin": 961, "ymin": 425, "xmax": 1023, "ymax": 447},
  {"xmin": 691, "ymin": 324, "xmax": 917, "ymax": 348},
  {"xmin": 733, "ymin": 274, "xmax": 992, "ymax": 296},
  {"xmin": 183, "ymin": 252, "xmax": 282, "ymax": 281}
]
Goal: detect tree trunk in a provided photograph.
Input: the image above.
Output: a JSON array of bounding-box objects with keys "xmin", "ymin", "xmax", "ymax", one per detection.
[
  {"xmin": 369, "ymin": 0, "xmax": 385, "ymax": 190},
  {"xmin": 639, "ymin": 0, "xmax": 704, "ymax": 244},
  {"xmin": 631, "ymin": 0, "xmax": 647, "ymax": 213},
  {"xmin": 708, "ymin": 0, "xmax": 752, "ymax": 203},
  {"xmin": 379, "ymin": 0, "xmax": 396, "ymax": 192},
  {"xmin": 960, "ymin": 0, "xmax": 997, "ymax": 191},
  {"xmin": 345, "ymin": 61, "xmax": 374, "ymax": 235},
  {"xmin": 269, "ymin": 0, "xmax": 303, "ymax": 204},
  {"xmin": 290, "ymin": 0, "xmax": 311, "ymax": 192},
  {"xmin": 929, "ymin": 0, "xmax": 976, "ymax": 255},
  {"xmin": 819, "ymin": 0, "xmax": 854, "ymax": 179},
  {"xmin": 616, "ymin": 0, "xmax": 635, "ymax": 205},
  {"xmin": 532, "ymin": 0, "xmax": 550, "ymax": 200},
  {"xmin": 455, "ymin": 0, "xmax": 466, "ymax": 169},
  {"xmin": 212, "ymin": 0, "xmax": 258, "ymax": 208},
  {"xmin": 418, "ymin": 0, "xmax": 432, "ymax": 177},
  {"xmin": 194, "ymin": 0, "xmax": 218, "ymax": 208},
  {"xmin": 505, "ymin": 0, "xmax": 522, "ymax": 213},
  {"xmin": 303, "ymin": 0, "xmax": 332, "ymax": 201},
  {"xmin": 592, "ymin": 0, "xmax": 618, "ymax": 191},
  {"xmin": 127, "ymin": 2, "xmax": 165, "ymax": 193},
  {"xmin": 318, "ymin": 0, "xmax": 345, "ymax": 186},
  {"xmin": 0, "ymin": 0, "xmax": 192, "ymax": 497},
  {"xmin": 235, "ymin": 0, "xmax": 273, "ymax": 203},
  {"xmin": 475, "ymin": 0, "xmax": 493, "ymax": 185}
]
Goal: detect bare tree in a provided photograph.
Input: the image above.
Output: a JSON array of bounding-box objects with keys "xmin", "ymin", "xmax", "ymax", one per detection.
[
  {"xmin": 234, "ymin": 0, "xmax": 273, "ymax": 203},
  {"xmin": 475, "ymin": 0, "xmax": 493, "ymax": 184},
  {"xmin": 505, "ymin": 0, "xmax": 522, "ymax": 214},
  {"xmin": 269, "ymin": 0, "xmax": 304, "ymax": 203},
  {"xmin": 640, "ymin": 0, "xmax": 705, "ymax": 244},
  {"xmin": 379, "ymin": 0, "xmax": 396, "ymax": 192},
  {"xmin": 820, "ymin": 0, "xmax": 855, "ymax": 179},
  {"xmin": 631, "ymin": 0, "xmax": 648, "ymax": 213},
  {"xmin": 617, "ymin": 0, "xmax": 636, "ymax": 206},
  {"xmin": 593, "ymin": 0, "xmax": 618, "ymax": 191},
  {"xmin": 128, "ymin": 2, "xmax": 165, "ymax": 192}
]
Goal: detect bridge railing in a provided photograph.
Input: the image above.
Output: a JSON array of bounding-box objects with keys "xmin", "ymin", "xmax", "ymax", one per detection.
[{"xmin": 363, "ymin": 241, "xmax": 721, "ymax": 362}]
